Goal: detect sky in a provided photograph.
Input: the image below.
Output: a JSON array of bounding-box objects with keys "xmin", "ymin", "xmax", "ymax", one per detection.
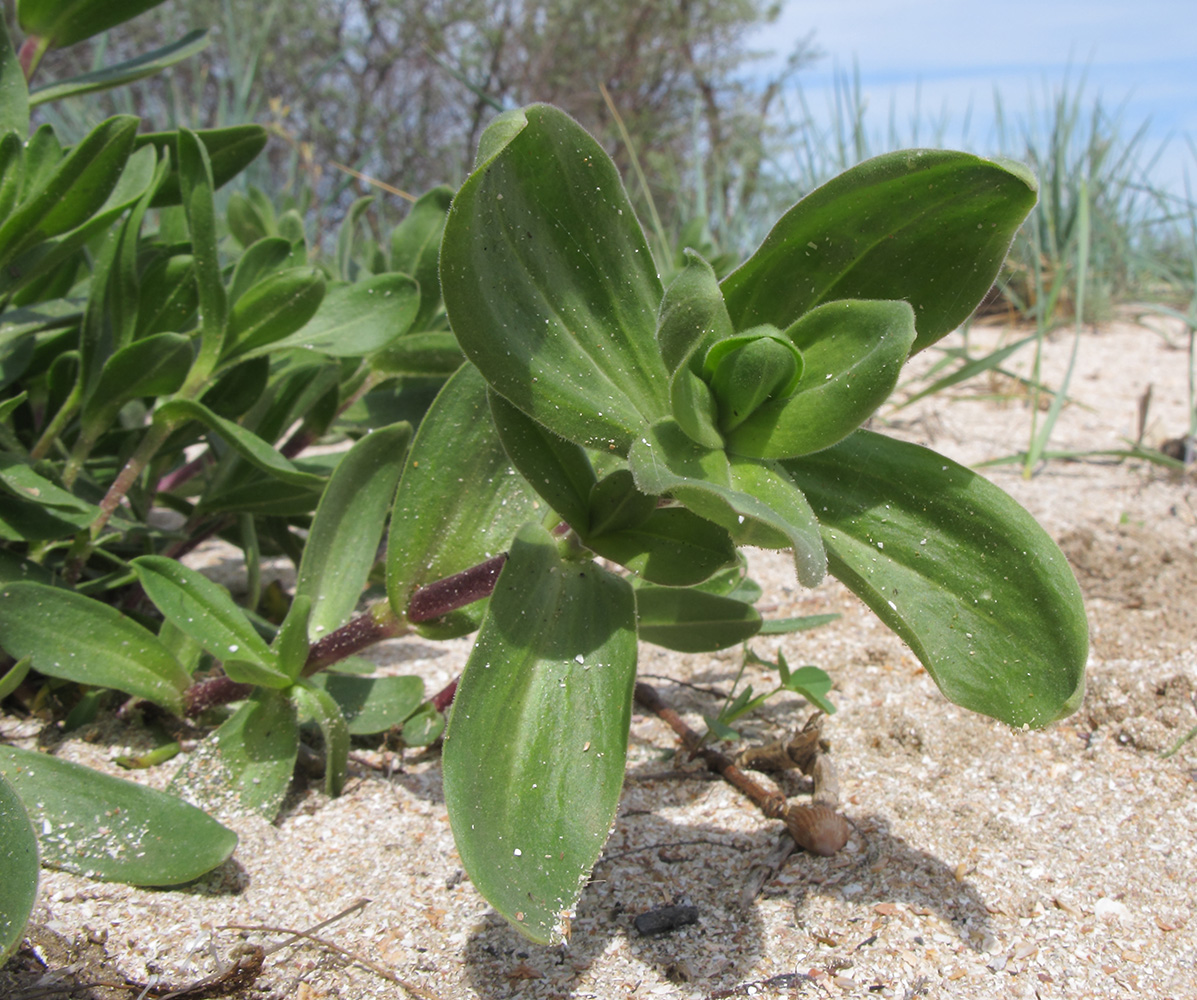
[{"xmin": 751, "ymin": 0, "xmax": 1196, "ymax": 197}]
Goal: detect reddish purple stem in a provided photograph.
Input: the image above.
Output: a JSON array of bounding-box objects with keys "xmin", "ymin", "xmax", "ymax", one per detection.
[
  {"xmin": 180, "ymin": 553, "xmax": 509, "ymax": 716},
  {"xmin": 406, "ymin": 553, "xmax": 507, "ymax": 623}
]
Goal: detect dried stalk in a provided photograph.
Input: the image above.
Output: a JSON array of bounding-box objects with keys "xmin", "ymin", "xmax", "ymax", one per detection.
[{"xmin": 632, "ymin": 682, "xmax": 849, "ymax": 862}]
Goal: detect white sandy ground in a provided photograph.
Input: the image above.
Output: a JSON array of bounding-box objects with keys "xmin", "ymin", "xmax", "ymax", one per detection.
[{"xmin": 2, "ymin": 315, "xmax": 1196, "ymax": 999}]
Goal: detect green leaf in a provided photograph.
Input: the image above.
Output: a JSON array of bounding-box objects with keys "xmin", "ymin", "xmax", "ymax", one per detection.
[
  {"xmin": 704, "ymin": 325, "xmax": 804, "ymax": 434},
  {"xmin": 0, "ymin": 115, "xmax": 138, "ymax": 271},
  {"xmin": 336, "ymin": 195, "xmax": 374, "ymax": 281},
  {"xmin": 586, "ymin": 505, "xmax": 736, "ymax": 586},
  {"xmin": 177, "ymin": 128, "xmax": 227, "ymax": 377},
  {"xmin": 401, "ymin": 704, "xmax": 444, "ymax": 746},
  {"xmin": 0, "ymin": 745, "xmax": 237, "ymax": 885},
  {"xmin": 489, "ymin": 389, "xmax": 595, "ymax": 532},
  {"xmin": 386, "ymin": 363, "xmax": 540, "ymax": 620},
  {"xmin": 370, "ymin": 331, "xmax": 464, "ymax": 376},
  {"xmin": 169, "ymin": 689, "xmax": 298, "ymax": 821},
  {"xmin": 310, "ymin": 673, "xmax": 424, "ymax": 736},
  {"xmin": 440, "ymin": 104, "xmax": 669, "ymax": 453},
  {"xmin": 139, "ymin": 125, "xmax": 268, "ymax": 209},
  {"xmin": 1, "ymin": 144, "xmax": 157, "ymax": 299},
  {"xmin": 721, "ymin": 149, "xmax": 1038, "ymax": 353},
  {"xmin": 29, "ymin": 29, "xmax": 210, "ymax": 106},
  {"xmin": 296, "ymin": 422, "xmax": 410, "ymax": 641},
  {"xmin": 635, "ymin": 586, "xmax": 761, "ymax": 652},
  {"xmin": 155, "ymin": 398, "xmax": 325, "ymax": 489},
  {"xmin": 219, "ymin": 265, "xmax": 326, "ymax": 364},
  {"xmin": 254, "ymin": 273, "xmax": 419, "ymax": 359},
  {"xmin": 629, "ymin": 419, "xmax": 826, "ymax": 587},
  {"xmin": 758, "ymin": 612, "xmax": 840, "ymax": 635},
  {"xmin": 390, "ymin": 185, "xmax": 453, "ymax": 330},
  {"xmin": 443, "ymin": 523, "xmax": 638, "ymax": 944},
  {"xmin": 782, "ymin": 430, "xmax": 1087, "ymax": 727},
  {"xmin": 0, "ymin": 655, "xmax": 32, "ymax": 700},
  {"xmin": 134, "ymin": 253, "xmax": 198, "ymax": 337},
  {"xmin": 0, "ymin": 132, "xmax": 25, "ymax": 224},
  {"xmin": 723, "ymin": 299, "xmax": 917, "ymax": 459},
  {"xmin": 0, "ymin": 15, "xmax": 29, "ymax": 137},
  {"xmin": 130, "ymin": 556, "xmax": 282, "ymax": 676},
  {"xmin": 227, "ymin": 236, "xmax": 292, "ymax": 305},
  {"xmin": 0, "ymin": 454, "xmax": 101, "ymax": 519},
  {"xmin": 0, "ymin": 767, "xmax": 37, "ymax": 964},
  {"xmin": 0, "ymin": 582, "xmax": 190, "ymax": 711},
  {"xmin": 272, "ymin": 594, "xmax": 312, "ymax": 682},
  {"xmin": 585, "ymin": 468, "xmax": 656, "ymax": 538},
  {"xmin": 783, "ymin": 665, "xmax": 837, "ymax": 715},
  {"xmin": 79, "ymin": 331, "xmax": 191, "ymax": 431},
  {"xmin": 18, "ymin": 0, "xmax": 171, "ymax": 48},
  {"xmin": 292, "ymin": 682, "xmax": 349, "ymax": 798}
]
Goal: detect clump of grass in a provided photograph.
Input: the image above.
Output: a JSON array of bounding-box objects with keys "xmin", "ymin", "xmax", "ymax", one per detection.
[{"xmin": 992, "ymin": 74, "xmax": 1172, "ymax": 327}]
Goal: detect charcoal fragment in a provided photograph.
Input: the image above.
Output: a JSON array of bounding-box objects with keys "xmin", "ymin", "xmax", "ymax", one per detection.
[{"xmin": 633, "ymin": 903, "xmax": 699, "ymax": 935}]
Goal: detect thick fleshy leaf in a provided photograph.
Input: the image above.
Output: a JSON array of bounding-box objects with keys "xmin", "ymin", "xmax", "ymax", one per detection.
[
  {"xmin": 0, "ymin": 115, "xmax": 138, "ymax": 271},
  {"xmin": 292, "ymin": 682, "xmax": 349, "ymax": 798},
  {"xmin": 629, "ymin": 419, "xmax": 826, "ymax": 587},
  {"xmin": 370, "ymin": 331, "xmax": 464, "ymax": 376},
  {"xmin": 335, "ymin": 195, "xmax": 374, "ymax": 281},
  {"xmin": 440, "ymin": 104, "xmax": 669, "ymax": 452},
  {"xmin": 130, "ymin": 556, "xmax": 282, "ymax": 676},
  {"xmin": 723, "ymin": 299, "xmax": 916, "ymax": 459},
  {"xmin": 585, "ymin": 506, "xmax": 737, "ymax": 586},
  {"xmin": 272, "ymin": 594, "xmax": 312, "ymax": 682},
  {"xmin": 135, "ymin": 253, "xmax": 198, "ymax": 336},
  {"xmin": 176, "ymin": 128, "xmax": 227, "ymax": 379},
  {"xmin": 258, "ymin": 273, "xmax": 419, "ymax": 358},
  {"xmin": 722, "ymin": 149, "xmax": 1038, "ymax": 352},
  {"xmin": 0, "ymin": 132, "xmax": 25, "ymax": 225},
  {"xmin": 0, "ymin": 16, "xmax": 29, "ymax": 137},
  {"xmin": 219, "ymin": 265, "xmax": 326, "ymax": 364},
  {"xmin": 155, "ymin": 399, "xmax": 325, "ymax": 489},
  {"xmin": 136, "ymin": 125, "xmax": 268, "ymax": 208},
  {"xmin": 635, "ymin": 585, "xmax": 761, "ymax": 652},
  {"xmin": 29, "ymin": 30, "xmax": 210, "ymax": 106},
  {"xmin": 0, "ymin": 582, "xmax": 190, "ymax": 712},
  {"xmin": 0, "ymin": 745, "xmax": 236, "ymax": 885},
  {"xmin": 585, "ymin": 468, "xmax": 656, "ymax": 538},
  {"xmin": 310, "ymin": 673, "xmax": 424, "ymax": 736},
  {"xmin": 79, "ymin": 331, "xmax": 191, "ymax": 431},
  {"xmin": 227, "ymin": 237, "xmax": 292, "ymax": 305},
  {"xmin": 489, "ymin": 388, "xmax": 595, "ymax": 532},
  {"xmin": 296, "ymin": 422, "xmax": 410, "ymax": 641},
  {"xmin": 18, "ymin": 0, "xmax": 170, "ymax": 47},
  {"xmin": 1, "ymin": 144, "xmax": 156, "ymax": 300},
  {"xmin": 704, "ymin": 325, "xmax": 803, "ymax": 434},
  {"xmin": 386, "ymin": 364, "xmax": 540, "ymax": 622},
  {"xmin": 169, "ymin": 689, "xmax": 298, "ymax": 820},
  {"xmin": 443, "ymin": 523, "xmax": 638, "ymax": 944},
  {"xmin": 782, "ymin": 430, "xmax": 1087, "ymax": 727},
  {"xmin": 0, "ymin": 767, "xmax": 37, "ymax": 963},
  {"xmin": 390, "ymin": 185, "xmax": 453, "ymax": 330},
  {"xmin": 0, "ymin": 454, "xmax": 100, "ymax": 520}
]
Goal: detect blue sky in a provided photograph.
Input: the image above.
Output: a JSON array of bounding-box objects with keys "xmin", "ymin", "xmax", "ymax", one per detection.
[{"xmin": 752, "ymin": 0, "xmax": 1196, "ymax": 195}]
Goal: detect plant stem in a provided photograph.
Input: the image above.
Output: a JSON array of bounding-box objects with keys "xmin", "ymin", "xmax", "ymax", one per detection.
[
  {"xmin": 183, "ymin": 556, "xmax": 512, "ymax": 715},
  {"xmin": 62, "ymin": 419, "xmax": 175, "ymax": 584},
  {"xmin": 30, "ymin": 383, "xmax": 81, "ymax": 464},
  {"xmin": 301, "ymin": 602, "xmax": 407, "ymax": 676},
  {"xmin": 92, "ymin": 420, "xmax": 174, "ymax": 539},
  {"xmin": 406, "ymin": 554, "xmax": 507, "ymax": 623}
]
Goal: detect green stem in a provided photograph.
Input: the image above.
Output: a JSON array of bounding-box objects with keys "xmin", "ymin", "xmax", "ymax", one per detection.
[
  {"xmin": 30, "ymin": 383, "xmax": 82, "ymax": 464},
  {"xmin": 62, "ymin": 418, "xmax": 176, "ymax": 583}
]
